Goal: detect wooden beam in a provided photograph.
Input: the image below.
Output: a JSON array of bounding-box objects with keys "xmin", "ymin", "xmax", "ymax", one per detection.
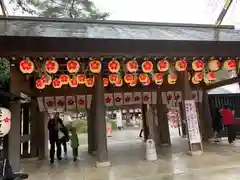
[{"xmin": 205, "ymin": 76, "xmax": 240, "ymax": 90}]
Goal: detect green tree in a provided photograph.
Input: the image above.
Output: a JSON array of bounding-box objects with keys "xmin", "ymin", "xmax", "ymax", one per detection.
[
  {"xmin": 8, "ymin": 0, "xmax": 109, "ymax": 20},
  {"xmin": 0, "ymin": 58, "xmax": 10, "ymax": 88}
]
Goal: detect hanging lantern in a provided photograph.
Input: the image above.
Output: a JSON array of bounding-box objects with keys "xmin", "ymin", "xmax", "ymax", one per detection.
[
  {"xmin": 115, "ymin": 78, "xmax": 123, "ymax": 87},
  {"xmin": 126, "ymin": 60, "xmax": 138, "ymax": 73},
  {"xmin": 175, "ymin": 59, "xmax": 187, "ymax": 71},
  {"xmin": 142, "ymin": 76, "xmax": 151, "ymax": 86},
  {"xmin": 52, "ymin": 79, "xmax": 62, "ymax": 88},
  {"xmin": 157, "ymin": 60, "xmax": 169, "ymax": 72},
  {"xmin": 109, "ymin": 74, "xmax": 119, "ymax": 84},
  {"xmin": 69, "ymin": 79, "xmax": 78, "ymax": 88},
  {"xmin": 139, "ymin": 73, "xmax": 149, "ymax": 83},
  {"xmin": 208, "ymin": 60, "xmax": 220, "ymax": 71},
  {"xmin": 155, "ymin": 80, "xmax": 163, "ymax": 86},
  {"xmin": 129, "ymin": 76, "xmax": 138, "ymax": 87},
  {"xmin": 142, "ymin": 61, "xmax": 153, "ymax": 73},
  {"xmin": 59, "ymin": 74, "xmax": 70, "ymax": 85},
  {"xmin": 207, "ymin": 72, "xmax": 216, "ymax": 81},
  {"xmin": 85, "ymin": 77, "xmax": 95, "ymax": 87},
  {"xmin": 0, "ymin": 107, "xmax": 11, "ymax": 137},
  {"xmin": 45, "ymin": 60, "xmax": 59, "ymax": 74},
  {"xmin": 192, "ymin": 60, "xmax": 204, "ymax": 71},
  {"xmin": 35, "ymin": 79, "xmax": 45, "ymax": 89},
  {"xmin": 19, "ymin": 59, "xmax": 34, "ymax": 74},
  {"xmin": 223, "ymin": 59, "xmax": 236, "ymax": 71},
  {"xmin": 108, "ymin": 60, "xmax": 120, "ymax": 73},
  {"xmin": 89, "ymin": 60, "xmax": 102, "ymax": 73},
  {"xmin": 168, "ymin": 74, "xmax": 177, "ymax": 84},
  {"xmin": 76, "ymin": 74, "xmax": 85, "ymax": 84},
  {"xmin": 153, "ymin": 73, "xmax": 163, "ymax": 82},
  {"xmin": 41, "ymin": 74, "xmax": 52, "ymax": 85},
  {"xmin": 193, "ymin": 72, "xmax": 203, "ymax": 82},
  {"xmin": 103, "ymin": 78, "xmax": 109, "ymax": 87},
  {"xmin": 192, "ymin": 77, "xmax": 200, "ymax": 84},
  {"xmin": 66, "ymin": 60, "xmax": 80, "ymax": 73},
  {"xmin": 124, "ymin": 74, "xmax": 134, "ymax": 84}
]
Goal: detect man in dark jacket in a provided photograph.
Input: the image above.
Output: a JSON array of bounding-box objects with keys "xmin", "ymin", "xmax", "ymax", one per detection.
[{"xmin": 48, "ymin": 112, "xmax": 64, "ymax": 164}]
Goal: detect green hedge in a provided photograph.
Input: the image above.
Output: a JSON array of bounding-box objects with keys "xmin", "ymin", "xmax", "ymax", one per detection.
[{"xmin": 69, "ymin": 119, "xmax": 117, "ymax": 133}]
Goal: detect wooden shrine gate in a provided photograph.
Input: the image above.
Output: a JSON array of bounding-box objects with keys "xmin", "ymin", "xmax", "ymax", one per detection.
[{"xmin": 208, "ymin": 93, "xmax": 240, "ymax": 136}]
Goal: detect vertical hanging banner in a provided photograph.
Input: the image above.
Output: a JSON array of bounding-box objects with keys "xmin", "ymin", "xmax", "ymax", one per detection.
[
  {"xmin": 77, "ymin": 95, "xmax": 86, "ymax": 109},
  {"xmin": 184, "ymin": 100, "xmax": 201, "ymax": 144},
  {"xmin": 151, "ymin": 91, "xmax": 157, "ymax": 105},
  {"xmin": 66, "ymin": 96, "xmax": 76, "ymax": 111},
  {"xmin": 191, "ymin": 90, "xmax": 198, "ymax": 102},
  {"xmin": 86, "ymin": 95, "xmax": 92, "ymax": 109},
  {"xmin": 44, "ymin": 96, "xmax": 55, "ymax": 112},
  {"xmin": 114, "ymin": 93, "xmax": 123, "ymax": 106},
  {"xmin": 55, "ymin": 96, "xmax": 65, "ymax": 112},
  {"xmin": 174, "ymin": 91, "xmax": 182, "ymax": 104},
  {"xmin": 133, "ymin": 92, "xmax": 142, "ymax": 104},
  {"xmin": 161, "ymin": 92, "xmax": 168, "ymax": 104},
  {"xmin": 166, "ymin": 91, "xmax": 174, "ymax": 106},
  {"xmin": 37, "ymin": 97, "xmax": 45, "ymax": 112},
  {"xmin": 142, "ymin": 92, "xmax": 152, "ymax": 104},
  {"xmin": 124, "ymin": 92, "xmax": 133, "ymax": 105},
  {"xmin": 104, "ymin": 93, "xmax": 114, "ymax": 107}
]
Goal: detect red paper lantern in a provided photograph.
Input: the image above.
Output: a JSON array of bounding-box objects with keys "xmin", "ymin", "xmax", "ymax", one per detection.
[
  {"xmin": 109, "ymin": 74, "xmax": 119, "ymax": 84},
  {"xmin": 69, "ymin": 79, "xmax": 78, "ymax": 88},
  {"xmin": 35, "ymin": 79, "xmax": 45, "ymax": 89},
  {"xmin": 115, "ymin": 78, "xmax": 123, "ymax": 87},
  {"xmin": 19, "ymin": 59, "xmax": 34, "ymax": 74},
  {"xmin": 168, "ymin": 74, "xmax": 177, "ymax": 84},
  {"xmin": 41, "ymin": 75, "xmax": 52, "ymax": 85},
  {"xmin": 192, "ymin": 77, "xmax": 200, "ymax": 84},
  {"xmin": 103, "ymin": 78, "xmax": 109, "ymax": 87},
  {"xmin": 175, "ymin": 59, "xmax": 187, "ymax": 71},
  {"xmin": 76, "ymin": 74, "xmax": 85, "ymax": 84},
  {"xmin": 224, "ymin": 59, "xmax": 236, "ymax": 71},
  {"xmin": 208, "ymin": 60, "xmax": 220, "ymax": 71},
  {"xmin": 108, "ymin": 60, "xmax": 120, "ymax": 73},
  {"xmin": 193, "ymin": 72, "xmax": 203, "ymax": 82},
  {"xmin": 85, "ymin": 77, "xmax": 95, "ymax": 87},
  {"xmin": 89, "ymin": 60, "xmax": 102, "ymax": 73},
  {"xmin": 66, "ymin": 60, "xmax": 80, "ymax": 73},
  {"xmin": 155, "ymin": 81, "xmax": 163, "ymax": 86},
  {"xmin": 129, "ymin": 77, "xmax": 137, "ymax": 87},
  {"xmin": 153, "ymin": 73, "xmax": 163, "ymax": 82},
  {"xmin": 192, "ymin": 60, "xmax": 204, "ymax": 71},
  {"xmin": 45, "ymin": 60, "xmax": 59, "ymax": 74},
  {"xmin": 142, "ymin": 76, "xmax": 151, "ymax": 86},
  {"xmin": 142, "ymin": 61, "xmax": 153, "ymax": 73},
  {"xmin": 59, "ymin": 74, "xmax": 70, "ymax": 85},
  {"xmin": 157, "ymin": 60, "xmax": 169, "ymax": 72},
  {"xmin": 124, "ymin": 74, "xmax": 134, "ymax": 84},
  {"xmin": 126, "ymin": 60, "xmax": 138, "ymax": 73},
  {"xmin": 207, "ymin": 72, "xmax": 216, "ymax": 81},
  {"xmin": 52, "ymin": 79, "xmax": 62, "ymax": 88},
  {"xmin": 139, "ymin": 73, "xmax": 148, "ymax": 83}
]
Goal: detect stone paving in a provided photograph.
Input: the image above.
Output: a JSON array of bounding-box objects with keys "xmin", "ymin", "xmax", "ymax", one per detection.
[{"xmin": 22, "ymin": 129, "xmax": 240, "ymax": 180}]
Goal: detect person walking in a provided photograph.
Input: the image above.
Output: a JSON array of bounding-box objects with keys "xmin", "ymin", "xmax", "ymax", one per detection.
[
  {"xmin": 220, "ymin": 105, "xmax": 236, "ymax": 144},
  {"xmin": 48, "ymin": 112, "xmax": 64, "ymax": 164},
  {"xmin": 59, "ymin": 125, "xmax": 69, "ymax": 158},
  {"xmin": 212, "ymin": 108, "xmax": 223, "ymax": 143},
  {"xmin": 69, "ymin": 127, "xmax": 79, "ymax": 161}
]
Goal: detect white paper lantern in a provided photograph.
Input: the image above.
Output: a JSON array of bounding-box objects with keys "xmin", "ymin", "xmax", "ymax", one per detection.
[{"xmin": 0, "ymin": 108, "xmax": 11, "ymax": 137}]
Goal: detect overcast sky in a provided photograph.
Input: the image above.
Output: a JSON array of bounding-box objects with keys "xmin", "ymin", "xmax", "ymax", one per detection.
[{"xmin": 2, "ymin": 0, "xmax": 240, "ymax": 27}]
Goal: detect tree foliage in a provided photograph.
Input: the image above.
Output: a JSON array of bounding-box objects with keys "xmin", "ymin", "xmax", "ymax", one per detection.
[
  {"xmin": 0, "ymin": 58, "xmax": 10, "ymax": 88},
  {"xmin": 8, "ymin": 0, "xmax": 110, "ymax": 20}
]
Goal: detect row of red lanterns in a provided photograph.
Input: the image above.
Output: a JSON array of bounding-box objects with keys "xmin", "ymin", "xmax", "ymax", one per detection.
[
  {"xmin": 35, "ymin": 71, "xmax": 215, "ymax": 89},
  {"xmin": 19, "ymin": 58, "xmax": 237, "ymax": 75}
]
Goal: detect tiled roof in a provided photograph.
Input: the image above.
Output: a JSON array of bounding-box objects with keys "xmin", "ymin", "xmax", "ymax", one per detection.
[{"xmin": 0, "ymin": 16, "xmax": 240, "ymax": 41}]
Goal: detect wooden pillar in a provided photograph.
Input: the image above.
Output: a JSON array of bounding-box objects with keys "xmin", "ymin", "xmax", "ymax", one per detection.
[
  {"xmin": 157, "ymin": 91, "xmax": 171, "ymax": 145},
  {"xmin": 8, "ymin": 101, "xmax": 21, "ymax": 172},
  {"xmin": 94, "ymin": 74, "xmax": 110, "ymax": 167},
  {"xmin": 87, "ymin": 95, "xmax": 97, "ymax": 154},
  {"xmin": 141, "ymin": 104, "xmax": 149, "ymax": 140},
  {"xmin": 181, "ymin": 71, "xmax": 202, "ymax": 154},
  {"xmin": 201, "ymin": 90, "xmax": 213, "ymax": 140}
]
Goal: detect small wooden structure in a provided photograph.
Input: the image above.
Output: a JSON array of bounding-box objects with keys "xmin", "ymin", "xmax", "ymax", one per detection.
[{"xmin": 1, "ymin": 16, "xmax": 240, "ymax": 169}]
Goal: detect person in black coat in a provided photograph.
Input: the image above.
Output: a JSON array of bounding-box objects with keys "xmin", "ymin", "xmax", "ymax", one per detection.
[
  {"xmin": 59, "ymin": 125, "xmax": 69, "ymax": 157},
  {"xmin": 48, "ymin": 112, "xmax": 64, "ymax": 164},
  {"xmin": 212, "ymin": 108, "xmax": 223, "ymax": 142}
]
